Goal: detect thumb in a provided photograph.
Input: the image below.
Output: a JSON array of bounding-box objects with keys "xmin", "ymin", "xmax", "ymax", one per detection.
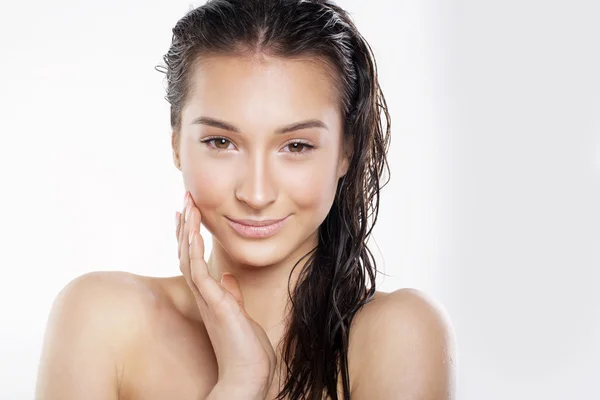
[{"xmin": 220, "ymin": 273, "xmax": 245, "ymax": 308}]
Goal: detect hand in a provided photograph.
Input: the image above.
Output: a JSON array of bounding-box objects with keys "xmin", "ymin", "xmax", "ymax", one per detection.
[{"xmin": 176, "ymin": 191, "xmax": 277, "ymax": 396}]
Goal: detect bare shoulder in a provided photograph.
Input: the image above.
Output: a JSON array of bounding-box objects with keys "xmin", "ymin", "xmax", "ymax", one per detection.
[
  {"xmin": 49, "ymin": 270, "xmax": 162, "ymax": 329},
  {"xmin": 35, "ymin": 271, "xmax": 163, "ymax": 399},
  {"xmin": 350, "ymin": 288, "xmax": 456, "ymax": 400}
]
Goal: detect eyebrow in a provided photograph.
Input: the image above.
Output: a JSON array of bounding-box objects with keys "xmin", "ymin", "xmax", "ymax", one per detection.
[{"xmin": 190, "ymin": 116, "xmax": 329, "ymax": 134}]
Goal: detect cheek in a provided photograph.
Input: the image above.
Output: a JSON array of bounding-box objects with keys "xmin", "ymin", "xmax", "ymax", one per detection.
[
  {"xmin": 282, "ymin": 160, "xmax": 340, "ymax": 212},
  {"xmin": 182, "ymin": 157, "xmax": 235, "ymax": 212}
]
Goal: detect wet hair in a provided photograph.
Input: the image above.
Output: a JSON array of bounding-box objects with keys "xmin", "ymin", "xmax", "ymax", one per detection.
[{"xmin": 156, "ymin": 0, "xmax": 391, "ymax": 398}]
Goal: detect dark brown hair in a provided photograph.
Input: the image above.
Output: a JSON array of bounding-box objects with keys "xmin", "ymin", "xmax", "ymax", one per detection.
[{"xmin": 156, "ymin": 1, "xmax": 391, "ymax": 398}]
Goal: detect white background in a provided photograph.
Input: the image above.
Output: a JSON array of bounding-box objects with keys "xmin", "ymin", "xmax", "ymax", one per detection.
[{"xmin": 1, "ymin": 0, "xmax": 599, "ymax": 398}]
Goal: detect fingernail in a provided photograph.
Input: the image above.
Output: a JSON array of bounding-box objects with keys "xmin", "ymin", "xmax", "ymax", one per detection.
[
  {"xmin": 189, "ymin": 229, "xmax": 194, "ymax": 245},
  {"xmin": 175, "ymin": 211, "xmax": 180, "ymax": 227},
  {"xmin": 183, "ymin": 191, "xmax": 188, "ymax": 208}
]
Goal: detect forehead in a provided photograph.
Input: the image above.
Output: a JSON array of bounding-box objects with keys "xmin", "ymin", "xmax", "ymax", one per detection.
[{"xmin": 181, "ymin": 54, "xmax": 342, "ymax": 128}]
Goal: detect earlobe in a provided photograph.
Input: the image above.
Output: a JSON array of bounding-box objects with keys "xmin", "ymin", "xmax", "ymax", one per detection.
[
  {"xmin": 338, "ymin": 136, "xmax": 353, "ymax": 178},
  {"xmin": 338, "ymin": 157, "xmax": 349, "ymax": 178},
  {"xmin": 173, "ymin": 152, "xmax": 181, "ymax": 171}
]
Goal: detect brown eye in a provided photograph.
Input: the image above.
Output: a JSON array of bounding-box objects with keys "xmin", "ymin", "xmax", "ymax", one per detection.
[
  {"xmin": 202, "ymin": 137, "xmax": 234, "ymax": 150},
  {"xmin": 289, "ymin": 143, "xmax": 302, "ymax": 152},
  {"xmin": 286, "ymin": 142, "xmax": 312, "ymax": 153},
  {"xmin": 214, "ymin": 138, "xmax": 231, "ymax": 149}
]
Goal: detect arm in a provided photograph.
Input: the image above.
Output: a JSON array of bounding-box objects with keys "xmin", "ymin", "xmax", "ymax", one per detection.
[
  {"xmin": 352, "ymin": 289, "xmax": 457, "ymax": 400},
  {"xmin": 35, "ymin": 271, "xmax": 140, "ymax": 400}
]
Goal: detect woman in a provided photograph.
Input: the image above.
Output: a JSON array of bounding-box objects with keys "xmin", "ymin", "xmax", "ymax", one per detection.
[{"xmin": 35, "ymin": 0, "xmax": 455, "ymax": 399}]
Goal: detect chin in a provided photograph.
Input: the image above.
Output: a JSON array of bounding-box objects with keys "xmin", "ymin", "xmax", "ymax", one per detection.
[{"xmin": 207, "ymin": 233, "xmax": 292, "ymax": 267}]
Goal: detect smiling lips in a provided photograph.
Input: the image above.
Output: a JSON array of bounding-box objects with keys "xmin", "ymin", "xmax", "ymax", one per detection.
[{"xmin": 226, "ymin": 216, "xmax": 289, "ymax": 238}]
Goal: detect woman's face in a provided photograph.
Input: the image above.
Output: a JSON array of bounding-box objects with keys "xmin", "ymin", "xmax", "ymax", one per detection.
[{"xmin": 175, "ymin": 54, "xmax": 349, "ymax": 267}]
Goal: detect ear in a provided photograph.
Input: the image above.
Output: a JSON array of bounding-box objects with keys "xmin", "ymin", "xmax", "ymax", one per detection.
[
  {"xmin": 337, "ymin": 134, "xmax": 353, "ymax": 178},
  {"xmin": 172, "ymin": 131, "xmax": 182, "ymax": 171}
]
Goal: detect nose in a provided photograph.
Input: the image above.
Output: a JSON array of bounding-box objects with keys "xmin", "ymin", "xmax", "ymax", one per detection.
[{"xmin": 235, "ymin": 152, "xmax": 277, "ymax": 210}]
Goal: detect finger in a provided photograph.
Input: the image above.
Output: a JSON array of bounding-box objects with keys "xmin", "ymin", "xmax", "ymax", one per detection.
[
  {"xmin": 220, "ymin": 273, "xmax": 245, "ymax": 308},
  {"xmin": 190, "ymin": 228, "xmax": 228, "ymax": 310},
  {"xmin": 187, "ymin": 193, "xmax": 201, "ymax": 223},
  {"xmin": 177, "ymin": 197, "xmax": 186, "ymax": 260},
  {"xmin": 184, "ymin": 197, "xmax": 239, "ymax": 319},
  {"xmin": 182, "ymin": 193, "xmax": 202, "ymax": 272},
  {"xmin": 189, "ymin": 229, "xmax": 242, "ymax": 317},
  {"xmin": 179, "ymin": 201, "xmax": 192, "ymax": 282},
  {"xmin": 182, "ymin": 214, "xmax": 208, "ymax": 308},
  {"xmin": 175, "ymin": 211, "xmax": 181, "ymax": 240}
]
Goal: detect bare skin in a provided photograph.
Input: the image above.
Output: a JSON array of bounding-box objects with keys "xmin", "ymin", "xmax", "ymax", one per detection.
[
  {"xmin": 35, "ymin": 270, "xmax": 453, "ymax": 399},
  {"xmin": 108, "ymin": 271, "xmax": 389, "ymax": 399},
  {"xmin": 35, "ymin": 54, "xmax": 455, "ymax": 399}
]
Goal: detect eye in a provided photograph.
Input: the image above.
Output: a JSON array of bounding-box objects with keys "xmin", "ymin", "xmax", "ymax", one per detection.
[
  {"xmin": 201, "ymin": 136, "xmax": 235, "ymax": 151},
  {"xmin": 283, "ymin": 141, "xmax": 315, "ymax": 154}
]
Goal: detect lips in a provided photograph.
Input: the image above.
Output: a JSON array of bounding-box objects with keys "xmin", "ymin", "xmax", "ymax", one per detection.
[
  {"xmin": 226, "ymin": 216, "xmax": 289, "ymax": 238},
  {"xmin": 227, "ymin": 217, "xmax": 286, "ymax": 226}
]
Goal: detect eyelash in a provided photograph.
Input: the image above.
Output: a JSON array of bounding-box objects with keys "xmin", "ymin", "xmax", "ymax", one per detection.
[{"xmin": 200, "ymin": 136, "xmax": 315, "ymax": 155}]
